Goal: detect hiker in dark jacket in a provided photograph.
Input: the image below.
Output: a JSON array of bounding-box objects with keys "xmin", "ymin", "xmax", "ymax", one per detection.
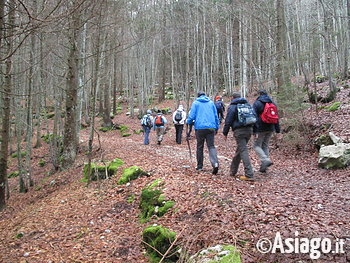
[
  {"xmin": 223, "ymin": 92, "xmax": 255, "ymax": 181},
  {"xmin": 215, "ymin": 96, "xmax": 225, "ymax": 123},
  {"xmin": 253, "ymin": 89, "xmax": 280, "ymax": 172},
  {"xmin": 187, "ymin": 91, "xmax": 219, "ymax": 175}
]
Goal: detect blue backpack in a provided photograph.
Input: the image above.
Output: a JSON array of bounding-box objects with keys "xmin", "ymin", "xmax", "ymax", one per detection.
[{"xmin": 237, "ymin": 103, "xmax": 257, "ymax": 126}]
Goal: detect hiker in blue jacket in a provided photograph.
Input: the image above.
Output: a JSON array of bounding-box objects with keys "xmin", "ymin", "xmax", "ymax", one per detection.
[
  {"xmin": 253, "ymin": 89, "xmax": 280, "ymax": 172},
  {"xmin": 223, "ymin": 92, "xmax": 255, "ymax": 181},
  {"xmin": 186, "ymin": 91, "xmax": 219, "ymax": 175}
]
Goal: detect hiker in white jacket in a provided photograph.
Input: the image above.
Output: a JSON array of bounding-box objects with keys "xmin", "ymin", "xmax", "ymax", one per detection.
[{"xmin": 172, "ymin": 105, "xmax": 187, "ymax": 144}]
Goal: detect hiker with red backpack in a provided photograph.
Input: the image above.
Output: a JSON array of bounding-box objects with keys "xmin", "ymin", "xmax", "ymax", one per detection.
[
  {"xmin": 252, "ymin": 89, "xmax": 280, "ymax": 173},
  {"xmin": 153, "ymin": 110, "xmax": 168, "ymax": 145},
  {"xmin": 172, "ymin": 105, "xmax": 186, "ymax": 144}
]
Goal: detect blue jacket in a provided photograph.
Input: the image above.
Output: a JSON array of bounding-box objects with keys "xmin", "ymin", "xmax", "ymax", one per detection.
[
  {"xmin": 253, "ymin": 95, "xmax": 280, "ymax": 133},
  {"xmin": 186, "ymin": 95, "xmax": 219, "ymax": 130},
  {"xmin": 223, "ymin": 97, "xmax": 252, "ymax": 136}
]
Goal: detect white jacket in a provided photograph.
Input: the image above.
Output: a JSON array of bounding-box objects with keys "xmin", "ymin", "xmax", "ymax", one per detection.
[{"xmin": 172, "ymin": 105, "xmax": 186, "ymax": 125}]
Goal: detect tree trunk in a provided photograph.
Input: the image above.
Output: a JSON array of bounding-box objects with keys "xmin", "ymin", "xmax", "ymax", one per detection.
[
  {"xmin": 61, "ymin": 14, "xmax": 80, "ymax": 169},
  {"xmin": 0, "ymin": 0, "xmax": 13, "ymax": 209},
  {"xmin": 275, "ymin": 0, "xmax": 289, "ymax": 93}
]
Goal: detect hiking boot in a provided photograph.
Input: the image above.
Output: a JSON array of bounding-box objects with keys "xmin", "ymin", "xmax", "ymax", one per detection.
[
  {"xmin": 157, "ymin": 141, "xmax": 161, "ymax": 145},
  {"xmin": 212, "ymin": 163, "xmax": 219, "ymax": 175},
  {"xmin": 259, "ymin": 160, "xmax": 273, "ymax": 173},
  {"xmin": 238, "ymin": 175, "xmax": 255, "ymax": 181},
  {"xmin": 196, "ymin": 167, "xmax": 203, "ymax": 171}
]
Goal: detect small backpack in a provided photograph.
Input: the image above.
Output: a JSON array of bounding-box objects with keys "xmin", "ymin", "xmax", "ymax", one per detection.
[
  {"xmin": 174, "ymin": 110, "xmax": 182, "ymax": 122},
  {"xmin": 215, "ymin": 101, "xmax": 223, "ymax": 111},
  {"xmin": 237, "ymin": 103, "xmax": 257, "ymax": 126},
  {"xmin": 154, "ymin": 115, "xmax": 164, "ymax": 127},
  {"xmin": 141, "ymin": 115, "xmax": 152, "ymax": 127},
  {"xmin": 261, "ymin": 103, "xmax": 279, "ymax": 124}
]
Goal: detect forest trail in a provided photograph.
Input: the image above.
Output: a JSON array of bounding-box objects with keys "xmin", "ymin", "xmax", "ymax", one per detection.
[{"xmin": 1, "ymin": 115, "xmax": 349, "ymax": 263}]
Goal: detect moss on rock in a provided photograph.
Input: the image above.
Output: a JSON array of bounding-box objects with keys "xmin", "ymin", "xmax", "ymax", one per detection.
[
  {"xmin": 83, "ymin": 158, "xmax": 124, "ymax": 181},
  {"xmin": 117, "ymin": 166, "xmax": 148, "ymax": 185},
  {"xmin": 142, "ymin": 225, "xmax": 179, "ymax": 263},
  {"xmin": 314, "ymin": 134, "xmax": 334, "ymax": 150},
  {"xmin": 139, "ymin": 180, "xmax": 175, "ymax": 223}
]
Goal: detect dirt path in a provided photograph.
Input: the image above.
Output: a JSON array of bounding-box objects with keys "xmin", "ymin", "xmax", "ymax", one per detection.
[{"xmin": 0, "ymin": 120, "xmax": 349, "ymax": 263}]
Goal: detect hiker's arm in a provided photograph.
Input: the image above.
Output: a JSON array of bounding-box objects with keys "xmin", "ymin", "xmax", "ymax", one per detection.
[{"xmin": 222, "ymin": 106, "xmax": 234, "ymax": 136}]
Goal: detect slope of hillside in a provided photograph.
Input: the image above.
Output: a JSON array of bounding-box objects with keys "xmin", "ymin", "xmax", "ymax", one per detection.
[{"xmin": 0, "ymin": 85, "xmax": 349, "ymax": 263}]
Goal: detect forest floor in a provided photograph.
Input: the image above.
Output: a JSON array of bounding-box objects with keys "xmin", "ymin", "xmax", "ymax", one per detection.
[{"xmin": 1, "ymin": 84, "xmax": 350, "ymax": 263}]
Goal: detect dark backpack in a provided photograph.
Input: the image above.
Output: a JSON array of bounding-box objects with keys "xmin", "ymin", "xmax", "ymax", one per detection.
[
  {"xmin": 261, "ymin": 103, "xmax": 279, "ymax": 124},
  {"xmin": 174, "ymin": 110, "xmax": 182, "ymax": 122},
  {"xmin": 141, "ymin": 115, "xmax": 152, "ymax": 127},
  {"xmin": 237, "ymin": 103, "xmax": 257, "ymax": 126},
  {"xmin": 215, "ymin": 101, "xmax": 223, "ymax": 111},
  {"xmin": 154, "ymin": 115, "xmax": 164, "ymax": 127}
]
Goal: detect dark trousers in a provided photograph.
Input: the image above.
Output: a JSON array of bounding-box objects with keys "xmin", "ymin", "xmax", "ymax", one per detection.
[
  {"xmin": 230, "ymin": 126, "xmax": 254, "ymax": 177},
  {"xmin": 217, "ymin": 109, "xmax": 224, "ymax": 122},
  {"xmin": 175, "ymin": 124, "xmax": 184, "ymax": 144},
  {"xmin": 195, "ymin": 129, "xmax": 218, "ymax": 169}
]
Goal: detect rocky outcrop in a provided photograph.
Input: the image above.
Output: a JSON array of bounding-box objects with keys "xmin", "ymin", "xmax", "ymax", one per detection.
[{"xmin": 318, "ymin": 143, "xmax": 350, "ymax": 169}]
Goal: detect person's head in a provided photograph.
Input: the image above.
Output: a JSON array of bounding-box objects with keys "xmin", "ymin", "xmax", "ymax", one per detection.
[
  {"xmin": 231, "ymin": 92, "xmax": 241, "ymax": 99},
  {"xmin": 157, "ymin": 110, "xmax": 162, "ymax": 115},
  {"xmin": 147, "ymin": 109, "xmax": 152, "ymax": 114},
  {"xmin": 197, "ymin": 91, "xmax": 205, "ymax": 97},
  {"xmin": 178, "ymin": 104, "xmax": 183, "ymax": 111},
  {"xmin": 257, "ymin": 89, "xmax": 268, "ymax": 96}
]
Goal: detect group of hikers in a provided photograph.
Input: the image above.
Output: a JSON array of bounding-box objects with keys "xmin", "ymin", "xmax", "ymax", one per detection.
[{"xmin": 140, "ymin": 89, "xmax": 280, "ymax": 181}]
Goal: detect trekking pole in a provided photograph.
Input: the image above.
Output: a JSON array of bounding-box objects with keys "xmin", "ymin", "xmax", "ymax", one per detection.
[{"xmin": 185, "ymin": 124, "xmax": 192, "ymax": 160}]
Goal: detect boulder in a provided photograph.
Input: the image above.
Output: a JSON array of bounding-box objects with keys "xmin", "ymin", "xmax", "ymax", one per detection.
[
  {"xmin": 318, "ymin": 143, "xmax": 350, "ymax": 169},
  {"xmin": 329, "ymin": 132, "xmax": 343, "ymax": 144},
  {"xmin": 190, "ymin": 244, "xmax": 241, "ymax": 263},
  {"xmin": 314, "ymin": 132, "xmax": 343, "ymax": 150}
]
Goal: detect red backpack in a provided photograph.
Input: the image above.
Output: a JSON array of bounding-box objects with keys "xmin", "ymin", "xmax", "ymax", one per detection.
[
  {"xmin": 261, "ymin": 103, "xmax": 279, "ymax": 124},
  {"xmin": 154, "ymin": 115, "xmax": 164, "ymax": 127}
]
